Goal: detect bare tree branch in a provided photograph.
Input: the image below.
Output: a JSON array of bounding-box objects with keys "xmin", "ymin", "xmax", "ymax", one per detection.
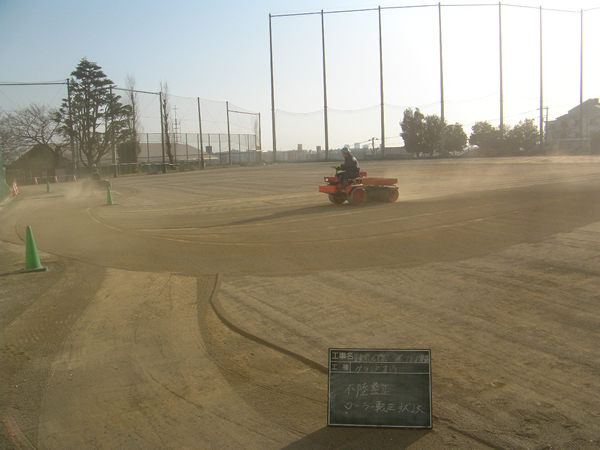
[{"xmin": 1, "ymin": 104, "xmax": 67, "ymax": 166}]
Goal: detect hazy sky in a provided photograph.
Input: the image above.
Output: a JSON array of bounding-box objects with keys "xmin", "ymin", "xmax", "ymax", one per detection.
[{"xmin": 1, "ymin": 0, "xmax": 598, "ymax": 151}]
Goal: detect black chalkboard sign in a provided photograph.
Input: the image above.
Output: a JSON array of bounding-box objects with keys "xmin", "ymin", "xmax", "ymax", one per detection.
[{"xmin": 328, "ymin": 349, "xmax": 432, "ymax": 428}]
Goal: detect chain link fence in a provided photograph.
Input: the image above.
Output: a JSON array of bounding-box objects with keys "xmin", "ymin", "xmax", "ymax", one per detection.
[{"xmin": 1, "ymin": 82, "xmax": 262, "ymax": 184}]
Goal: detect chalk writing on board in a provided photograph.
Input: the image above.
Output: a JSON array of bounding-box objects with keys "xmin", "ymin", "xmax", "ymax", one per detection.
[
  {"xmin": 331, "ymin": 362, "xmax": 429, "ymax": 373},
  {"xmin": 331, "ymin": 351, "xmax": 430, "ymax": 364},
  {"xmin": 344, "ymin": 382, "xmax": 392, "ymax": 397},
  {"xmin": 328, "ymin": 349, "xmax": 432, "ymax": 428},
  {"xmin": 343, "ymin": 402, "xmax": 428, "ymax": 415}
]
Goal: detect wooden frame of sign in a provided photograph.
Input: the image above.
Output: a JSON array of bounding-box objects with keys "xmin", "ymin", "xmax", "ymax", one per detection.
[{"xmin": 328, "ymin": 349, "xmax": 432, "ymax": 428}]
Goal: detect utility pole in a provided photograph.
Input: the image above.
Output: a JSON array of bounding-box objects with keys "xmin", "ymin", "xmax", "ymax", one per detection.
[
  {"xmin": 173, "ymin": 105, "xmax": 180, "ymax": 142},
  {"xmin": 378, "ymin": 6, "xmax": 385, "ymax": 158},
  {"xmin": 538, "ymin": 106, "xmax": 549, "ymax": 144},
  {"xmin": 173, "ymin": 105, "xmax": 179, "ymax": 162},
  {"xmin": 499, "ymin": 2, "xmax": 504, "ymax": 152},
  {"xmin": 269, "ymin": 14, "xmax": 277, "ymax": 162},
  {"xmin": 539, "ymin": 6, "xmax": 544, "ymax": 154},
  {"xmin": 579, "ymin": 9, "xmax": 584, "ymax": 140},
  {"xmin": 197, "ymin": 97, "xmax": 205, "ymax": 169},
  {"xmin": 159, "ymin": 91, "xmax": 166, "ymax": 173},
  {"xmin": 226, "ymin": 101, "xmax": 232, "ymax": 165},
  {"xmin": 321, "ymin": 10, "xmax": 330, "ymax": 161}
]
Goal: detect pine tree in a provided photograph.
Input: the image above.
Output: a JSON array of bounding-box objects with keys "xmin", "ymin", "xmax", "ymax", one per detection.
[{"xmin": 60, "ymin": 58, "xmax": 131, "ymax": 168}]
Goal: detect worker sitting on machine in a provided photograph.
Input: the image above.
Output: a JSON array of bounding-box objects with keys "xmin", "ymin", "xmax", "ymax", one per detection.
[{"xmin": 334, "ymin": 147, "xmax": 361, "ymax": 188}]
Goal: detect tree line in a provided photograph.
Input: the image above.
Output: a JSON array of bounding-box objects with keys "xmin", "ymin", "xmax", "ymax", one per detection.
[
  {"xmin": 1, "ymin": 58, "xmax": 176, "ymax": 171},
  {"xmin": 399, "ymin": 107, "xmax": 541, "ymax": 158}
]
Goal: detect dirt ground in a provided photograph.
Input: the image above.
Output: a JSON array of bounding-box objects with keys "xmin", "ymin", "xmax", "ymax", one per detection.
[{"xmin": 1, "ymin": 156, "xmax": 599, "ymax": 449}]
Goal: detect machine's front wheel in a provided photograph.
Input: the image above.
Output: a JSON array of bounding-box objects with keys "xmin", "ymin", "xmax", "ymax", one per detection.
[
  {"xmin": 328, "ymin": 194, "xmax": 346, "ymax": 205},
  {"xmin": 348, "ymin": 187, "xmax": 367, "ymax": 206}
]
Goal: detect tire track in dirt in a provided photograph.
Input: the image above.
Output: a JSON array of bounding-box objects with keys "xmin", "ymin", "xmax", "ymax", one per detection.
[
  {"xmin": 34, "ymin": 269, "xmax": 297, "ymax": 449},
  {"xmin": 0, "ymin": 258, "xmax": 104, "ymax": 449}
]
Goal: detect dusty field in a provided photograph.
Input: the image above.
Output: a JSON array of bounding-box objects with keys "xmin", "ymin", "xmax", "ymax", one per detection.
[{"xmin": 1, "ymin": 156, "xmax": 599, "ymax": 449}]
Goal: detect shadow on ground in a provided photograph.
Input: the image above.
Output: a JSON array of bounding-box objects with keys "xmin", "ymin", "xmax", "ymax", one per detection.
[{"xmin": 281, "ymin": 426, "xmax": 431, "ymax": 449}]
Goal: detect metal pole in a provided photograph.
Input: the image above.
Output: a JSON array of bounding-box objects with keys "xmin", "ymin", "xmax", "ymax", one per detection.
[
  {"xmin": 258, "ymin": 112, "xmax": 262, "ymax": 151},
  {"xmin": 438, "ymin": 3, "xmax": 445, "ymax": 154},
  {"xmin": 379, "ymin": 6, "xmax": 385, "ymax": 158},
  {"xmin": 321, "ymin": 10, "xmax": 330, "ymax": 160},
  {"xmin": 173, "ymin": 112, "xmax": 178, "ymax": 163},
  {"xmin": 159, "ymin": 91, "xmax": 166, "ymax": 173},
  {"xmin": 67, "ymin": 79, "xmax": 78, "ymax": 176},
  {"xmin": 110, "ymin": 86, "xmax": 117, "ymax": 178},
  {"xmin": 226, "ymin": 101, "xmax": 232, "ymax": 165},
  {"xmin": 269, "ymin": 14, "xmax": 277, "ymax": 162},
  {"xmin": 539, "ymin": 6, "xmax": 544, "ymax": 154},
  {"xmin": 146, "ymin": 133, "xmax": 149, "ymax": 164},
  {"xmin": 197, "ymin": 97, "xmax": 205, "ymax": 168},
  {"xmin": 579, "ymin": 9, "xmax": 584, "ymax": 139},
  {"xmin": 499, "ymin": 2, "xmax": 504, "ymax": 150}
]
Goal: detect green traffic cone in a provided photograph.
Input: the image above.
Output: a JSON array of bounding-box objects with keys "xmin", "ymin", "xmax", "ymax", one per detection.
[
  {"xmin": 24, "ymin": 226, "xmax": 47, "ymax": 272},
  {"xmin": 46, "ymin": 181, "xmax": 51, "ymax": 193},
  {"xmin": 107, "ymin": 185, "xmax": 114, "ymax": 205}
]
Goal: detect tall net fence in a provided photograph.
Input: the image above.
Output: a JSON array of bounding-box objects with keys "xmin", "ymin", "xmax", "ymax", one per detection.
[
  {"xmin": 107, "ymin": 91, "xmax": 260, "ymax": 160},
  {"xmin": 1, "ymin": 81, "xmax": 261, "ymax": 178},
  {"xmin": 0, "ymin": 82, "xmax": 68, "ymax": 116},
  {"xmin": 270, "ymin": 3, "xmax": 600, "ymax": 155},
  {"xmin": 136, "ymin": 131, "xmax": 260, "ymax": 167}
]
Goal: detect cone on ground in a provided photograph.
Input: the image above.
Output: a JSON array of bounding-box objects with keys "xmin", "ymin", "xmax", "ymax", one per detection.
[
  {"xmin": 46, "ymin": 181, "xmax": 51, "ymax": 193},
  {"xmin": 107, "ymin": 185, "xmax": 114, "ymax": 205},
  {"xmin": 23, "ymin": 226, "xmax": 47, "ymax": 272},
  {"xmin": 73, "ymin": 174, "xmax": 77, "ymax": 182},
  {"xmin": 11, "ymin": 181, "xmax": 19, "ymax": 196},
  {"xmin": 54, "ymin": 176, "xmax": 58, "ymax": 183},
  {"xmin": 34, "ymin": 177, "xmax": 38, "ymax": 185}
]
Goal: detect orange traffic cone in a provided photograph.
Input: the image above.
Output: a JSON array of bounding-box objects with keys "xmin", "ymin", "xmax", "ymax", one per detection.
[
  {"xmin": 11, "ymin": 181, "xmax": 19, "ymax": 196},
  {"xmin": 72, "ymin": 174, "xmax": 77, "ymax": 182},
  {"xmin": 34, "ymin": 177, "xmax": 38, "ymax": 185},
  {"xmin": 54, "ymin": 176, "xmax": 58, "ymax": 183}
]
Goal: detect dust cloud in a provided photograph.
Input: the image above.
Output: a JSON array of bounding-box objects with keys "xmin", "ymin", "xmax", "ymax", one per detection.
[{"xmin": 376, "ymin": 156, "xmax": 600, "ymax": 201}]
